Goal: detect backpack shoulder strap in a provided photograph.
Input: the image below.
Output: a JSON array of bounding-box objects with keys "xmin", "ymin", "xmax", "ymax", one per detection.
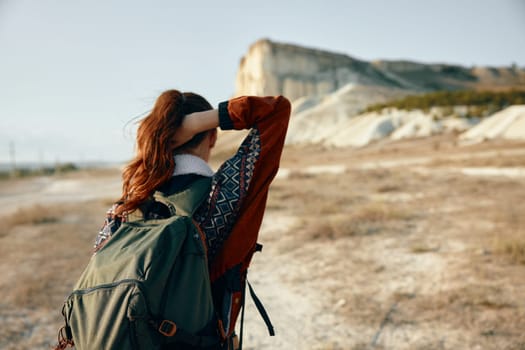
[{"xmin": 153, "ymin": 177, "xmax": 212, "ymax": 217}]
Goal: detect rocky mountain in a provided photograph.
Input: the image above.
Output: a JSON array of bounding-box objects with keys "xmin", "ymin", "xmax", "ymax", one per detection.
[
  {"xmin": 235, "ymin": 39, "xmax": 525, "ymax": 102},
  {"xmin": 231, "ymin": 39, "xmax": 525, "ymax": 149}
]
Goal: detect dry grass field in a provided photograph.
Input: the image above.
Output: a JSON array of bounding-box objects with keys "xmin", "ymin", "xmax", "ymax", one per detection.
[{"xmin": 0, "ymin": 135, "xmax": 524, "ymax": 349}]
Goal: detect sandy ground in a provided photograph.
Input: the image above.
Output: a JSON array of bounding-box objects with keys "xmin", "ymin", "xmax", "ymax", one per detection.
[
  {"xmin": 1, "ymin": 135, "xmax": 525, "ymax": 349},
  {"xmin": 244, "ymin": 135, "xmax": 525, "ymax": 349},
  {"xmin": 0, "ymin": 168, "xmax": 122, "ymax": 217}
]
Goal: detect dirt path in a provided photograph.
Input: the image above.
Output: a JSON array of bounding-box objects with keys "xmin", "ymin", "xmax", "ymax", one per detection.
[
  {"xmin": 0, "ymin": 170, "xmax": 121, "ymax": 217},
  {"xmin": 241, "ymin": 213, "xmax": 352, "ymax": 350}
]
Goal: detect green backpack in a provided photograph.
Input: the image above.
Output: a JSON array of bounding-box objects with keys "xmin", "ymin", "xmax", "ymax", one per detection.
[{"xmin": 56, "ymin": 177, "xmax": 222, "ymax": 350}]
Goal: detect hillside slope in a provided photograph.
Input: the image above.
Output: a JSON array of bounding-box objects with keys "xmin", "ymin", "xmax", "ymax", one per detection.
[
  {"xmin": 232, "ymin": 39, "xmax": 525, "ymax": 149},
  {"xmin": 235, "ymin": 39, "xmax": 525, "ymax": 102}
]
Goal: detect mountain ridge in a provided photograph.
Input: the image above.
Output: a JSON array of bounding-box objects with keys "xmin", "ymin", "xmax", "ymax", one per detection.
[
  {"xmin": 225, "ymin": 39, "xmax": 525, "ymax": 150},
  {"xmin": 235, "ymin": 39, "xmax": 525, "ymax": 102}
]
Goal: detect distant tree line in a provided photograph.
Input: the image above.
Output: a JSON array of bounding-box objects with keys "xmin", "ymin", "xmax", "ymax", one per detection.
[
  {"xmin": 0, "ymin": 162, "xmax": 78, "ymax": 180},
  {"xmin": 365, "ymin": 89, "xmax": 525, "ymax": 118}
]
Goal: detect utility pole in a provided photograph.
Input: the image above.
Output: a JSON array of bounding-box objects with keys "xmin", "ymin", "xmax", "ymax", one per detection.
[
  {"xmin": 9, "ymin": 141, "xmax": 16, "ymax": 176},
  {"xmin": 38, "ymin": 149, "xmax": 44, "ymax": 173}
]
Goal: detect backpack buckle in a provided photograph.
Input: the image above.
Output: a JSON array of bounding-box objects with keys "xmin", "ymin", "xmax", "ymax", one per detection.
[{"xmin": 158, "ymin": 320, "xmax": 177, "ymax": 337}]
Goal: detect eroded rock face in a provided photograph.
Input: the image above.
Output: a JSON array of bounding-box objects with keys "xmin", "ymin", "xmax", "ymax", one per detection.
[
  {"xmin": 235, "ymin": 39, "xmax": 384, "ymax": 101},
  {"xmin": 235, "ymin": 39, "xmax": 525, "ymax": 101},
  {"xmin": 234, "ymin": 39, "xmax": 525, "ymax": 148}
]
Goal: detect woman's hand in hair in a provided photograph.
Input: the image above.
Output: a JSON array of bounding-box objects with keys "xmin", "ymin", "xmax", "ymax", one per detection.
[{"xmin": 172, "ymin": 109, "xmax": 220, "ymax": 149}]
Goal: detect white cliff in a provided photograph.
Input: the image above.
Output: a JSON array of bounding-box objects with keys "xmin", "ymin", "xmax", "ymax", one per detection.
[
  {"xmin": 235, "ymin": 39, "xmax": 412, "ymax": 101},
  {"xmin": 235, "ymin": 39, "xmax": 525, "ymax": 102},
  {"xmin": 233, "ymin": 39, "xmax": 525, "ymax": 148}
]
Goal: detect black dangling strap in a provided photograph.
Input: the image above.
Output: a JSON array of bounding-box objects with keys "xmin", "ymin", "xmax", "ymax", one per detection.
[
  {"xmin": 247, "ymin": 281, "xmax": 275, "ymax": 336},
  {"xmin": 238, "ymin": 279, "xmax": 275, "ymax": 350},
  {"xmin": 238, "ymin": 244, "xmax": 273, "ymax": 349},
  {"xmin": 238, "ymin": 278, "xmax": 247, "ymax": 350}
]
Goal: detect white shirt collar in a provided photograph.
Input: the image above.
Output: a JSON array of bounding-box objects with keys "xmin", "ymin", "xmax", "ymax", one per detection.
[{"xmin": 173, "ymin": 154, "xmax": 214, "ymax": 177}]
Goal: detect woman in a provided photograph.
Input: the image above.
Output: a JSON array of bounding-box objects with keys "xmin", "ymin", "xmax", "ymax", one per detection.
[{"xmin": 94, "ymin": 90, "xmax": 291, "ymax": 349}]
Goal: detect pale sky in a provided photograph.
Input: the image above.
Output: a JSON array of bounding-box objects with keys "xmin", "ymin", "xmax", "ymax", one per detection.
[{"xmin": 1, "ymin": 0, "xmax": 524, "ymax": 164}]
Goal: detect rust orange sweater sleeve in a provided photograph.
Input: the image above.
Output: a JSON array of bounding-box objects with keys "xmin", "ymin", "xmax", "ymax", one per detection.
[{"xmin": 209, "ymin": 95, "xmax": 291, "ymax": 282}]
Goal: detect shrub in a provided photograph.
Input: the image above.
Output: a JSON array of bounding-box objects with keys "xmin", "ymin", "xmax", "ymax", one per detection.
[{"xmin": 365, "ymin": 89, "xmax": 525, "ymax": 116}]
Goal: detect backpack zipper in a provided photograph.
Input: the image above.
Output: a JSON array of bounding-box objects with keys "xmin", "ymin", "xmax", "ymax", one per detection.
[{"xmin": 69, "ymin": 278, "xmax": 145, "ymax": 297}]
